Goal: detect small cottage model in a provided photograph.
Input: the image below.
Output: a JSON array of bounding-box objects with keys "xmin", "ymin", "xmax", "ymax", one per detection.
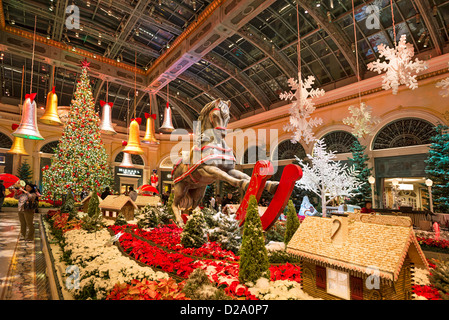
[
  {"xmin": 98, "ymin": 195, "xmax": 138, "ymax": 221},
  {"xmin": 286, "ymin": 213, "xmax": 429, "ymax": 300},
  {"xmin": 133, "ymin": 195, "xmax": 161, "ymax": 209}
]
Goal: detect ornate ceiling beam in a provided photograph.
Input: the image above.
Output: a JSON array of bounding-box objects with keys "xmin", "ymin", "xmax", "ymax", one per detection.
[
  {"xmin": 236, "ymin": 24, "xmax": 297, "ymax": 79},
  {"xmin": 145, "ymin": 0, "xmax": 275, "ymax": 94},
  {"xmin": 298, "ymin": 0, "xmax": 363, "ymax": 77},
  {"xmin": 413, "ymin": 0, "xmax": 444, "ymax": 56},
  {"xmin": 203, "ymin": 51, "xmax": 271, "ymax": 110}
]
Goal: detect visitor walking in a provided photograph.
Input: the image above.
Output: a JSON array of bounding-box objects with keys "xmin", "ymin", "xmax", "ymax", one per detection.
[
  {"xmin": 14, "ymin": 183, "xmax": 38, "ymax": 242},
  {"xmin": 128, "ymin": 187, "xmax": 138, "ymax": 202},
  {"xmin": 0, "ymin": 180, "xmax": 5, "ymax": 212}
]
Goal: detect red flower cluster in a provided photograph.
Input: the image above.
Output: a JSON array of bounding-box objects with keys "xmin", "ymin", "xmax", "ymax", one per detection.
[
  {"xmin": 106, "ymin": 278, "xmax": 189, "ymax": 300},
  {"xmin": 117, "ymin": 232, "xmax": 195, "ymax": 278},
  {"xmin": 48, "ymin": 210, "xmax": 81, "ymax": 233},
  {"xmin": 417, "ymin": 237, "xmax": 449, "ymax": 250},
  {"xmin": 119, "ymin": 224, "xmax": 239, "ymax": 262},
  {"xmin": 412, "ymin": 285, "xmax": 441, "ymax": 300},
  {"xmin": 269, "ymin": 263, "xmax": 301, "ymax": 283}
]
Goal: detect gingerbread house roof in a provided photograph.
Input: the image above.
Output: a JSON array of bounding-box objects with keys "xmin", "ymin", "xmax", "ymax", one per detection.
[
  {"xmin": 98, "ymin": 195, "xmax": 137, "ymax": 211},
  {"xmin": 286, "ymin": 214, "xmax": 429, "ymax": 281},
  {"xmin": 134, "ymin": 195, "xmax": 161, "ymax": 207}
]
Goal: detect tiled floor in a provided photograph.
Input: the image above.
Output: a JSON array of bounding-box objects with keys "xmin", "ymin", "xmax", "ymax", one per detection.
[{"xmin": 0, "ymin": 210, "xmax": 50, "ymax": 300}]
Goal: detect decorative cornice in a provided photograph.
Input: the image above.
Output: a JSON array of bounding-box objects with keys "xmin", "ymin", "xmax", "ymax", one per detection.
[
  {"xmin": 3, "ymin": 26, "xmax": 145, "ymax": 75},
  {"xmin": 144, "ymin": 0, "xmax": 225, "ymax": 76}
]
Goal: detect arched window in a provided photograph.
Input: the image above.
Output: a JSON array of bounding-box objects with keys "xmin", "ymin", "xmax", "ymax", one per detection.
[
  {"xmin": 40, "ymin": 141, "xmax": 59, "ymax": 154},
  {"xmin": 242, "ymin": 145, "xmax": 268, "ymax": 164},
  {"xmin": 273, "ymin": 140, "xmax": 306, "ymax": 161},
  {"xmin": 373, "ymin": 118, "xmax": 435, "ymax": 150},
  {"xmin": 0, "ymin": 132, "xmax": 13, "ymax": 149},
  {"xmin": 114, "ymin": 152, "xmax": 144, "ymax": 165},
  {"xmin": 321, "ymin": 131, "xmax": 357, "ymax": 154}
]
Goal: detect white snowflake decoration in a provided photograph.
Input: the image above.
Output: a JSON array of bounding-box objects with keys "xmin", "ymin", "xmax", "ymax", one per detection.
[
  {"xmin": 343, "ymin": 102, "xmax": 381, "ymax": 138},
  {"xmin": 367, "ymin": 34, "xmax": 428, "ymax": 95},
  {"xmin": 436, "ymin": 63, "xmax": 449, "ymax": 98},
  {"xmin": 280, "ymin": 75, "xmax": 325, "ymax": 144}
]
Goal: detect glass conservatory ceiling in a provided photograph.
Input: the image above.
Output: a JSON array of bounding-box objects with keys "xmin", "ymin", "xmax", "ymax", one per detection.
[{"xmin": 1, "ymin": 0, "xmax": 448, "ymax": 130}]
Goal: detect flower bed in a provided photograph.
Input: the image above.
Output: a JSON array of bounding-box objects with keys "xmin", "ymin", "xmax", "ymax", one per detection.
[
  {"xmin": 119, "ymin": 224, "xmax": 239, "ymax": 263},
  {"xmin": 417, "ymin": 237, "xmax": 449, "ymax": 254}
]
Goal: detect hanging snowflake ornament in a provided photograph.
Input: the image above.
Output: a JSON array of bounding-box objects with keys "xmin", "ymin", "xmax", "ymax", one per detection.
[
  {"xmin": 367, "ymin": 34, "xmax": 428, "ymax": 95},
  {"xmin": 281, "ymin": 75, "xmax": 325, "ymax": 144},
  {"xmin": 343, "ymin": 102, "xmax": 381, "ymax": 138},
  {"xmin": 436, "ymin": 63, "xmax": 449, "ymax": 98}
]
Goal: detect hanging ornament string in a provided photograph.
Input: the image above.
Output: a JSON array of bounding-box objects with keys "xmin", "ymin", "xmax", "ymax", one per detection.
[
  {"xmin": 390, "ymin": 0, "xmax": 397, "ymax": 45},
  {"xmin": 133, "ymin": 51, "xmax": 137, "ymax": 119},
  {"xmin": 30, "ymin": 15, "xmax": 37, "ymax": 94},
  {"xmin": 296, "ymin": 0, "xmax": 301, "ymax": 81},
  {"xmin": 351, "ymin": 0, "xmax": 362, "ymax": 105},
  {"xmin": 20, "ymin": 65, "xmax": 24, "ymax": 106}
]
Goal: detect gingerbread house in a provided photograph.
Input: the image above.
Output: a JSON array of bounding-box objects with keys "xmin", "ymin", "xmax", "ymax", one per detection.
[
  {"xmin": 98, "ymin": 195, "xmax": 137, "ymax": 221},
  {"xmin": 286, "ymin": 213, "xmax": 429, "ymax": 300},
  {"xmin": 133, "ymin": 195, "xmax": 161, "ymax": 209},
  {"xmin": 80, "ymin": 193, "xmax": 102, "ymax": 213}
]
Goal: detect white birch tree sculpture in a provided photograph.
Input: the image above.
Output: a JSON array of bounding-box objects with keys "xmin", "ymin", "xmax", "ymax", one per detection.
[{"xmin": 295, "ymin": 139, "xmax": 363, "ymax": 217}]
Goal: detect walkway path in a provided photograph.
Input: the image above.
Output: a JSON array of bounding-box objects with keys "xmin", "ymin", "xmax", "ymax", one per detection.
[{"xmin": 0, "ymin": 210, "xmax": 51, "ymax": 300}]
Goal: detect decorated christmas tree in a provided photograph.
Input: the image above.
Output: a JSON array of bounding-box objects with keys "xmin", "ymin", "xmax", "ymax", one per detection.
[
  {"xmin": 41, "ymin": 59, "xmax": 113, "ymax": 201},
  {"xmin": 347, "ymin": 140, "xmax": 373, "ymax": 207},
  {"xmin": 425, "ymin": 125, "xmax": 449, "ymax": 213},
  {"xmin": 238, "ymin": 195, "xmax": 270, "ymax": 284}
]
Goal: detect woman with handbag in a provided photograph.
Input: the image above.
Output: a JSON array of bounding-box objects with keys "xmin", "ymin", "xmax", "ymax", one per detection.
[{"xmin": 14, "ymin": 183, "xmax": 38, "ymax": 242}]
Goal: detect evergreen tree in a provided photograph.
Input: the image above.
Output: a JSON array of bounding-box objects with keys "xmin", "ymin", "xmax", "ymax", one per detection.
[
  {"xmin": 425, "ymin": 125, "xmax": 449, "ymax": 213},
  {"xmin": 428, "ymin": 259, "xmax": 449, "ymax": 300},
  {"xmin": 114, "ymin": 212, "xmax": 128, "ymax": 226},
  {"xmin": 60, "ymin": 190, "xmax": 77, "ymax": 219},
  {"xmin": 238, "ymin": 195, "xmax": 270, "ymax": 284},
  {"xmin": 87, "ymin": 190, "xmax": 100, "ymax": 217},
  {"xmin": 221, "ymin": 181, "xmax": 240, "ymax": 203},
  {"xmin": 17, "ymin": 160, "xmax": 33, "ymax": 184},
  {"xmin": 208, "ymin": 212, "xmax": 241, "ymax": 254},
  {"xmin": 160, "ymin": 192, "xmax": 176, "ymax": 224},
  {"xmin": 347, "ymin": 140, "xmax": 372, "ymax": 207},
  {"xmin": 180, "ymin": 210, "xmax": 208, "ymax": 248},
  {"xmin": 41, "ymin": 59, "xmax": 113, "ymax": 201},
  {"xmin": 182, "ymin": 268, "xmax": 231, "ymax": 300},
  {"xmin": 284, "ymin": 200, "xmax": 300, "ymax": 246},
  {"xmin": 137, "ymin": 205, "xmax": 160, "ymax": 229}
]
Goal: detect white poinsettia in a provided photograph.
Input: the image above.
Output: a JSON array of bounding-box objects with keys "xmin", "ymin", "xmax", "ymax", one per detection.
[
  {"xmin": 281, "ymin": 74, "xmax": 324, "ymax": 144},
  {"xmin": 247, "ymin": 278, "xmax": 321, "ymax": 300},
  {"xmin": 63, "ymin": 228, "xmax": 168, "ymax": 299},
  {"xmin": 343, "ymin": 102, "xmax": 381, "ymax": 138},
  {"xmin": 367, "ymin": 34, "xmax": 428, "ymax": 95}
]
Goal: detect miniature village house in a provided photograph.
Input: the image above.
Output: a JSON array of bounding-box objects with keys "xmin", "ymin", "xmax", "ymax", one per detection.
[
  {"xmin": 133, "ymin": 195, "xmax": 161, "ymax": 210},
  {"xmin": 80, "ymin": 193, "xmax": 102, "ymax": 213},
  {"xmin": 98, "ymin": 195, "xmax": 138, "ymax": 221},
  {"xmin": 286, "ymin": 214, "xmax": 429, "ymax": 300}
]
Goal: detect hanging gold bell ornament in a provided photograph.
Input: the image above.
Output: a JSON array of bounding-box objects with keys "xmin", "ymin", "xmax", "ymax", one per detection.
[
  {"xmin": 142, "ymin": 113, "xmax": 159, "ymax": 144},
  {"xmin": 99, "ymin": 100, "xmax": 117, "ymax": 135},
  {"xmin": 119, "ymin": 151, "xmax": 135, "ymax": 168},
  {"xmin": 8, "ymin": 124, "xmax": 29, "ymax": 156},
  {"xmin": 13, "ymin": 93, "xmax": 44, "ymax": 140},
  {"xmin": 123, "ymin": 118, "xmax": 144, "ymax": 155},
  {"xmin": 159, "ymin": 102, "xmax": 175, "ymax": 134},
  {"xmin": 39, "ymin": 86, "xmax": 62, "ymax": 126}
]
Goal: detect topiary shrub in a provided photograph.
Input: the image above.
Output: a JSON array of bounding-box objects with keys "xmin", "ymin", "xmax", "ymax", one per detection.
[
  {"xmin": 180, "ymin": 210, "xmax": 208, "ymax": 248},
  {"xmin": 208, "ymin": 212, "xmax": 241, "ymax": 254},
  {"xmin": 182, "ymin": 268, "xmax": 231, "ymax": 300},
  {"xmin": 284, "ymin": 200, "xmax": 300, "ymax": 246},
  {"xmin": 61, "ymin": 191, "xmax": 77, "ymax": 219},
  {"xmin": 238, "ymin": 195, "xmax": 270, "ymax": 284}
]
